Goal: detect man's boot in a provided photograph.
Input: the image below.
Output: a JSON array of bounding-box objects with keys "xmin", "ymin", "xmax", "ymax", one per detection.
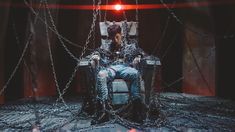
[
  {"xmin": 149, "ymin": 100, "xmax": 160, "ymax": 120},
  {"xmin": 91, "ymin": 101, "xmax": 110, "ymax": 125},
  {"xmin": 131, "ymin": 98, "xmax": 146, "ymax": 124}
]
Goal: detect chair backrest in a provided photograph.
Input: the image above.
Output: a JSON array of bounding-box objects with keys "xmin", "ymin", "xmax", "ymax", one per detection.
[{"xmin": 99, "ymin": 21, "xmax": 138, "ymax": 50}]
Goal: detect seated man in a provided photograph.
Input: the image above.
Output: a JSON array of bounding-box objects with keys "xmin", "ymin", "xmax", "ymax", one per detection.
[{"xmin": 90, "ymin": 24, "xmax": 146, "ymax": 124}]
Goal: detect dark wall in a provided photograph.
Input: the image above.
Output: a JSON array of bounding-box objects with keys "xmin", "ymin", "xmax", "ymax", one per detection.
[
  {"xmin": 0, "ymin": 0, "xmax": 11, "ymax": 103},
  {"xmin": 4, "ymin": 2, "xmax": 29, "ymax": 102},
  {"xmin": 212, "ymin": 4, "xmax": 235, "ymax": 100}
]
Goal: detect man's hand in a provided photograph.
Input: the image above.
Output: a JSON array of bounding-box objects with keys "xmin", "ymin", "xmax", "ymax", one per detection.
[
  {"xmin": 90, "ymin": 54, "xmax": 100, "ymax": 68},
  {"xmin": 132, "ymin": 55, "xmax": 141, "ymax": 65},
  {"xmin": 91, "ymin": 55, "xmax": 100, "ymax": 61}
]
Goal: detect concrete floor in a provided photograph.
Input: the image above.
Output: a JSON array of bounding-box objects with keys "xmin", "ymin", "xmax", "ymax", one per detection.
[{"xmin": 0, "ymin": 92, "xmax": 235, "ymax": 131}]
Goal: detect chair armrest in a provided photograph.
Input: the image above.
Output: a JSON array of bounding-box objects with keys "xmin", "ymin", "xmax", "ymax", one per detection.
[
  {"xmin": 141, "ymin": 55, "xmax": 161, "ymax": 67},
  {"xmin": 78, "ymin": 59, "xmax": 91, "ymax": 67}
]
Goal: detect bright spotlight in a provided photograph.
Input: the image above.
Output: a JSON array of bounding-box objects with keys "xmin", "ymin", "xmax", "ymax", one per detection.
[{"xmin": 114, "ymin": 4, "xmax": 122, "ymax": 11}]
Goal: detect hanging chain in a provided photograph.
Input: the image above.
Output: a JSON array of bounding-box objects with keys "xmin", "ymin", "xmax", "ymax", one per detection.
[
  {"xmin": 79, "ymin": 0, "xmax": 101, "ymax": 60},
  {"xmin": 44, "ymin": 0, "xmax": 79, "ymax": 62},
  {"xmin": 44, "ymin": 0, "xmax": 101, "ymax": 105},
  {"xmin": 135, "ymin": 0, "xmax": 139, "ymax": 39},
  {"xmin": 44, "ymin": 0, "xmax": 101, "ymax": 106},
  {"xmin": 159, "ymin": 0, "xmax": 216, "ymax": 38},
  {"xmin": 43, "ymin": 0, "xmax": 70, "ymax": 109},
  {"xmin": 159, "ymin": 0, "xmax": 235, "ymax": 39},
  {"xmin": 0, "ymin": 0, "xmax": 43, "ymax": 96},
  {"xmin": 151, "ymin": 15, "xmax": 171, "ymax": 55},
  {"xmin": 104, "ymin": 0, "xmax": 108, "ymax": 22},
  {"xmin": 25, "ymin": 0, "xmax": 93, "ymax": 52},
  {"xmin": 58, "ymin": 0, "xmax": 102, "ymax": 101},
  {"xmin": 12, "ymin": 17, "xmax": 31, "ymax": 74},
  {"xmin": 121, "ymin": 1, "xmax": 128, "ymax": 22},
  {"xmin": 92, "ymin": 0, "xmax": 96, "ymax": 49},
  {"xmin": 135, "ymin": 0, "xmax": 139, "ymax": 23},
  {"xmin": 24, "ymin": 1, "xmax": 79, "ymax": 109},
  {"xmin": 0, "ymin": 34, "xmax": 32, "ymax": 96}
]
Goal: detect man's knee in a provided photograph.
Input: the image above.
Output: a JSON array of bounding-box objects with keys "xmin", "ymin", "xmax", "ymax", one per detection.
[
  {"xmin": 128, "ymin": 68, "xmax": 140, "ymax": 79},
  {"xmin": 98, "ymin": 70, "xmax": 108, "ymax": 78}
]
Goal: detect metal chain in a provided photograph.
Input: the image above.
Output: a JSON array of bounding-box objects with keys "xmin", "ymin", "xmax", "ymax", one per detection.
[
  {"xmin": 44, "ymin": 0, "xmax": 102, "ymax": 106},
  {"xmin": 43, "ymin": 0, "xmax": 100, "ymax": 108},
  {"xmin": 44, "ymin": 0, "xmax": 79, "ymax": 62},
  {"xmin": 159, "ymin": 0, "xmax": 235, "ymax": 39},
  {"xmin": 0, "ymin": 0, "xmax": 43, "ymax": 96},
  {"xmin": 151, "ymin": 15, "xmax": 171, "ymax": 55},
  {"xmin": 54, "ymin": 64, "xmax": 80, "ymax": 105},
  {"xmin": 0, "ymin": 34, "xmax": 32, "ymax": 96},
  {"xmin": 135, "ymin": 0, "xmax": 139, "ymax": 23},
  {"xmin": 160, "ymin": 32, "xmax": 177, "ymax": 61},
  {"xmin": 12, "ymin": 17, "xmax": 31, "ymax": 75},
  {"xmin": 43, "ymin": 0, "xmax": 70, "ymax": 110},
  {"xmin": 122, "ymin": 21, "xmax": 128, "ymax": 45},
  {"xmin": 92, "ymin": 0, "xmax": 96, "ymax": 49},
  {"xmin": 23, "ymin": 0, "xmax": 78, "ymax": 110},
  {"xmin": 160, "ymin": 0, "xmax": 183, "ymax": 24},
  {"xmin": 57, "ymin": 0, "xmax": 102, "ymax": 102},
  {"xmin": 104, "ymin": 0, "xmax": 108, "ymax": 22},
  {"xmin": 121, "ymin": 1, "xmax": 128, "ymax": 22},
  {"xmin": 26, "ymin": 1, "xmax": 93, "ymax": 50},
  {"xmin": 159, "ymin": 0, "xmax": 210, "ymax": 38},
  {"xmin": 79, "ymin": 0, "xmax": 101, "ymax": 60},
  {"xmin": 134, "ymin": 0, "xmax": 140, "ymax": 47}
]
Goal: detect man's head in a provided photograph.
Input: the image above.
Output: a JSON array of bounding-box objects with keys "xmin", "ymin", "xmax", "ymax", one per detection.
[{"xmin": 107, "ymin": 24, "xmax": 122, "ymax": 46}]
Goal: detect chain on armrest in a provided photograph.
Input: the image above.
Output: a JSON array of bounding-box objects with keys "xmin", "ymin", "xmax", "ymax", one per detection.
[{"xmin": 89, "ymin": 52, "xmax": 101, "ymax": 69}]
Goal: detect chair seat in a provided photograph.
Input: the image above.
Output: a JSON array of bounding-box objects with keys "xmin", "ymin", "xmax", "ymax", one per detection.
[{"xmin": 111, "ymin": 79, "xmax": 130, "ymax": 105}]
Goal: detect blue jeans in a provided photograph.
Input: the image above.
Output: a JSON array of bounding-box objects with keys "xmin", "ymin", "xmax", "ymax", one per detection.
[{"xmin": 96, "ymin": 64, "xmax": 141, "ymax": 101}]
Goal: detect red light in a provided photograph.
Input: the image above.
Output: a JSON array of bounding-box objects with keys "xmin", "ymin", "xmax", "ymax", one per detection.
[{"xmin": 114, "ymin": 4, "xmax": 122, "ymax": 11}]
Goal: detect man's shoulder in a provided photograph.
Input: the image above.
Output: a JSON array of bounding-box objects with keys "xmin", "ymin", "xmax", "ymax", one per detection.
[{"xmin": 123, "ymin": 43, "xmax": 137, "ymax": 50}]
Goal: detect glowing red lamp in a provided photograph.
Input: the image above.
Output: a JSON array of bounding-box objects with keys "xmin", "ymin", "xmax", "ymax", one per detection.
[{"xmin": 114, "ymin": 4, "xmax": 122, "ymax": 11}]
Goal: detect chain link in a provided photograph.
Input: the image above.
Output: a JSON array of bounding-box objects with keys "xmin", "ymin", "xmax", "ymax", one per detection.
[
  {"xmin": 44, "ymin": 0, "xmax": 102, "ymax": 110},
  {"xmin": 79, "ymin": 0, "xmax": 101, "ymax": 60},
  {"xmin": 20, "ymin": 0, "xmax": 102, "ymax": 115},
  {"xmin": 160, "ymin": 0, "xmax": 235, "ymax": 39},
  {"xmin": 44, "ymin": 0, "xmax": 79, "ymax": 62},
  {"xmin": 56, "ymin": 0, "xmax": 101, "ymax": 103},
  {"xmin": 0, "ymin": 0, "xmax": 44, "ymax": 96},
  {"xmin": 159, "ymin": 0, "xmax": 211, "ymax": 38},
  {"xmin": 26, "ymin": 0, "xmax": 93, "ymax": 50},
  {"xmin": 43, "ymin": 1, "xmax": 71, "ymax": 110},
  {"xmin": 0, "ymin": 36, "xmax": 30, "ymax": 96},
  {"xmin": 92, "ymin": 0, "xmax": 96, "ymax": 50},
  {"xmin": 12, "ymin": 17, "xmax": 31, "ymax": 77}
]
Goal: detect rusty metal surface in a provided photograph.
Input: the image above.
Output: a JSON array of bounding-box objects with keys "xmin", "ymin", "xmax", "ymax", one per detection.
[{"xmin": 182, "ymin": 22, "xmax": 215, "ymax": 96}]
